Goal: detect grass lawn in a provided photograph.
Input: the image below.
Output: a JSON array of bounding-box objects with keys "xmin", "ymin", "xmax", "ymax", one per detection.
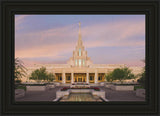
[
  {"xmin": 134, "ymin": 85, "xmax": 144, "ymax": 90},
  {"xmin": 16, "ymin": 86, "xmax": 26, "ymax": 91}
]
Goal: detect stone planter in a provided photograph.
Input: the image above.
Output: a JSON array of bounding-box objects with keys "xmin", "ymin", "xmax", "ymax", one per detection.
[
  {"xmin": 92, "ymin": 90, "xmax": 105, "ymax": 99},
  {"xmin": 15, "ymin": 89, "xmax": 25, "ymax": 98},
  {"xmin": 26, "ymin": 85, "xmax": 46, "ymax": 91},
  {"xmin": 54, "ymin": 82, "xmax": 61, "ymax": 86},
  {"xmin": 106, "ymin": 84, "xmax": 114, "ymax": 89},
  {"xmin": 70, "ymin": 85, "xmax": 90, "ymax": 88},
  {"xmin": 70, "ymin": 89, "xmax": 91, "ymax": 93},
  {"xmin": 56, "ymin": 90, "xmax": 70, "ymax": 98},
  {"xmin": 99, "ymin": 82, "xmax": 105, "ymax": 86},
  {"xmin": 112, "ymin": 85, "xmax": 134, "ymax": 91},
  {"xmin": 136, "ymin": 89, "xmax": 145, "ymax": 98},
  {"xmin": 55, "ymin": 88, "xmax": 107, "ymax": 102},
  {"xmin": 46, "ymin": 84, "xmax": 55, "ymax": 89}
]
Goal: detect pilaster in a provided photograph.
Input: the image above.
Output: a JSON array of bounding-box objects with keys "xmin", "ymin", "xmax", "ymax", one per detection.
[
  {"xmin": 95, "ymin": 69, "xmax": 98, "ymax": 84},
  {"xmin": 62, "ymin": 70, "xmax": 66, "ymax": 83}
]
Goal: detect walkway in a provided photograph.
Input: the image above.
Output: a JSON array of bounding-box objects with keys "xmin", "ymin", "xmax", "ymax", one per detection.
[{"xmin": 15, "ymin": 86, "xmax": 145, "ymax": 102}]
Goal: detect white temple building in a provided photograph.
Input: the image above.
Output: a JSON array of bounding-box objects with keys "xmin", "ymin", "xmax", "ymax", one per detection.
[{"xmin": 24, "ymin": 22, "xmax": 143, "ymax": 84}]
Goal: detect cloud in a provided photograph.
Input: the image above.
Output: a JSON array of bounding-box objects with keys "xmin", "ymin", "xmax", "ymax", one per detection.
[
  {"xmin": 15, "ymin": 15, "xmax": 29, "ymax": 30},
  {"xmin": 15, "ymin": 16, "xmax": 145, "ymax": 66}
]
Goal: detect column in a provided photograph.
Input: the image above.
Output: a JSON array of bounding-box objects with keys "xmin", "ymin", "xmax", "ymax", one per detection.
[
  {"xmin": 71, "ymin": 72, "xmax": 74, "ymax": 84},
  {"xmin": 86, "ymin": 72, "xmax": 89, "ymax": 84},
  {"xmin": 95, "ymin": 70, "xmax": 98, "ymax": 84},
  {"xmin": 62, "ymin": 70, "xmax": 66, "ymax": 84}
]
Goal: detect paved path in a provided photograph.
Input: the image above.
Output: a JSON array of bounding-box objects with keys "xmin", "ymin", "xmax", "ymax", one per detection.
[
  {"xmin": 15, "ymin": 86, "xmax": 145, "ymax": 102},
  {"xmin": 15, "ymin": 87, "xmax": 62, "ymax": 101},
  {"xmin": 99, "ymin": 86, "xmax": 145, "ymax": 101}
]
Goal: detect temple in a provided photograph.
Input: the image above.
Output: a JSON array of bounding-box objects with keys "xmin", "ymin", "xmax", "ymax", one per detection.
[
  {"xmin": 51, "ymin": 22, "xmax": 125, "ymax": 84},
  {"xmin": 24, "ymin": 22, "xmax": 143, "ymax": 84}
]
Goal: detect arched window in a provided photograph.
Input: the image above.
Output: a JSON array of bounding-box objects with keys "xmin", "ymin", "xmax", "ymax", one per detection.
[{"xmin": 79, "ymin": 48, "xmax": 81, "ymax": 56}]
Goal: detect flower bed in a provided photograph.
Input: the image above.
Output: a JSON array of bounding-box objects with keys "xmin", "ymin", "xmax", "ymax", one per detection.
[
  {"xmin": 60, "ymin": 87, "xmax": 100, "ymax": 91},
  {"xmin": 91, "ymin": 87, "xmax": 100, "ymax": 91},
  {"xmin": 72, "ymin": 83, "xmax": 89, "ymax": 85},
  {"xmin": 61, "ymin": 87, "xmax": 70, "ymax": 91},
  {"xmin": 61, "ymin": 87, "xmax": 100, "ymax": 91}
]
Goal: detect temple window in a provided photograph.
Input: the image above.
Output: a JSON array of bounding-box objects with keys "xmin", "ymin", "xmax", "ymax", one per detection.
[
  {"xmin": 98, "ymin": 76, "xmax": 102, "ymax": 80},
  {"xmin": 58, "ymin": 76, "xmax": 62, "ymax": 80},
  {"xmin": 79, "ymin": 59, "xmax": 81, "ymax": 66},
  {"xmin": 66, "ymin": 76, "xmax": 71, "ymax": 80},
  {"xmin": 79, "ymin": 48, "xmax": 81, "ymax": 56},
  {"xmin": 83, "ymin": 59, "xmax": 85, "ymax": 66},
  {"xmin": 75, "ymin": 59, "xmax": 77, "ymax": 66},
  {"xmin": 90, "ymin": 76, "xmax": 94, "ymax": 80}
]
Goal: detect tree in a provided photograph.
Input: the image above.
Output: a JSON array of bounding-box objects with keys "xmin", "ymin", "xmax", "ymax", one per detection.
[
  {"xmin": 137, "ymin": 69, "xmax": 145, "ymax": 88},
  {"xmin": 29, "ymin": 67, "xmax": 55, "ymax": 82},
  {"xmin": 14, "ymin": 58, "xmax": 27, "ymax": 82},
  {"xmin": 107, "ymin": 67, "xmax": 135, "ymax": 83},
  {"xmin": 137, "ymin": 59, "xmax": 145, "ymax": 88},
  {"xmin": 105, "ymin": 72, "xmax": 114, "ymax": 82}
]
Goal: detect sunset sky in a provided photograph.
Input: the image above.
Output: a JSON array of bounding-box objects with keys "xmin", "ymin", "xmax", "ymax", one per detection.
[{"xmin": 15, "ymin": 15, "xmax": 145, "ymax": 67}]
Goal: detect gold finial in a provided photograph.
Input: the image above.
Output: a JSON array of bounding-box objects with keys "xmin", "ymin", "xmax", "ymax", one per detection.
[
  {"xmin": 79, "ymin": 22, "xmax": 81, "ymax": 34},
  {"xmin": 79, "ymin": 22, "xmax": 81, "ymax": 27}
]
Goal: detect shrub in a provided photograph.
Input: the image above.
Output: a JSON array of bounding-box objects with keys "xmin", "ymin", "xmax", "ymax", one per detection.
[
  {"xmin": 15, "ymin": 79, "xmax": 22, "ymax": 84},
  {"xmin": 61, "ymin": 87, "xmax": 70, "ymax": 91}
]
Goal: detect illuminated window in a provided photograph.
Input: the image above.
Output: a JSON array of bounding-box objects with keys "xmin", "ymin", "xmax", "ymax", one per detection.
[
  {"xmin": 90, "ymin": 76, "xmax": 94, "ymax": 80},
  {"xmin": 98, "ymin": 76, "xmax": 102, "ymax": 80},
  {"xmin": 79, "ymin": 59, "xmax": 81, "ymax": 66},
  {"xmin": 75, "ymin": 59, "xmax": 77, "ymax": 66},
  {"xmin": 83, "ymin": 59, "xmax": 85, "ymax": 66},
  {"xmin": 66, "ymin": 76, "xmax": 71, "ymax": 80},
  {"xmin": 79, "ymin": 48, "xmax": 81, "ymax": 56}
]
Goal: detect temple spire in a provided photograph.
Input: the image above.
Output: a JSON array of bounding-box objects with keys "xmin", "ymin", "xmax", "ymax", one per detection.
[{"xmin": 78, "ymin": 22, "xmax": 82, "ymax": 46}]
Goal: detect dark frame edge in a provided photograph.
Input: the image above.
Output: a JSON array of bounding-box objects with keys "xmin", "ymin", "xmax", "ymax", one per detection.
[{"xmin": 1, "ymin": 0, "xmax": 160, "ymax": 115}]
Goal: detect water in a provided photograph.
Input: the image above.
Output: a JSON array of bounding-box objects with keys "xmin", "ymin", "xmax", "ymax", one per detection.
[{"xmin": 60, "ymin": 93, "xmax": 103, "ymax": 102}]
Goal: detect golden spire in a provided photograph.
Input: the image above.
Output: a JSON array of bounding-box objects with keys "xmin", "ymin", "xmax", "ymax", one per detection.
[
  {"xmin": 78, "ymin": 22, "xmax": 82, "ymax": 45},
  {"xmin": 79, "ymin": 22, "xmax": 81, "ymax": 36}
]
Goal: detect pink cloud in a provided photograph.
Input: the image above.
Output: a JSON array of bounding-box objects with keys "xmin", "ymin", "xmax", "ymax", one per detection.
[
  {"xmin": 15, "ymin": 18, "xmax": 145, "ymax": 66},
  {"xmin": 15, "ymin": 15, "xmax": 29, "ymax": 30}
]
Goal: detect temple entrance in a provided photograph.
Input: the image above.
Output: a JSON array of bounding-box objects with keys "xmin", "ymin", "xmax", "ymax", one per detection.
[{"xmin": 74, "ymin": 73, "xmax": 86, "ymax": 82}]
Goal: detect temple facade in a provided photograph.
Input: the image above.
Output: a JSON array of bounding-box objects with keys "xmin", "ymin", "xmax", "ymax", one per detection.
[
  {"xmin": 24, "ymin": 22, "xmax": 143, "ymax": 84},
  {"xmin": 52, "ymin": 22, "xmax": 125, "ymax": 84}
]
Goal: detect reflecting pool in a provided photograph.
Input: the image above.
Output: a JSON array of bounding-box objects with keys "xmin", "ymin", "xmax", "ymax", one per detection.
[{"xmin": 60, "ymin": 93, "xmax": 103, "ymax": 102}]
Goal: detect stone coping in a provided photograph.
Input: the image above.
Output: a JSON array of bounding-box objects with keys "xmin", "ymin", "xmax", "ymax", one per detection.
[
  {"xmin": 109, "ymin": 85, "xmax": 134, "ymax": 91},
  {"xmin": 15, "ymin": 89, "xmax": 25, "ymax": 99},
  {"xmin": 55, "ymin": 89, "xmax": 107, "ymax": 102}
]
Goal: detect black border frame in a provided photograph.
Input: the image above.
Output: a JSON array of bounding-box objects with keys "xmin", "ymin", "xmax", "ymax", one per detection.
[{"xmin": 0, "ymin": 0, "xmax": 159, "ymax": 115}]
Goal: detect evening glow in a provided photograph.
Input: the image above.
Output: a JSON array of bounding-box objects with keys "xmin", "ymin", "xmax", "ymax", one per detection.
[{"xmin": 15, "ymin": 15, "xmax": 145, "ymax": 67}]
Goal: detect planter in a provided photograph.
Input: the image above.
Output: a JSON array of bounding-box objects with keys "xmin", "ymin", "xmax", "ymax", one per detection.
[
  {"xmin": 70, "ymin": 89, "xmax": 91, "ymax": 93},
  {"xmin": 70, "ymin": 85, "xmax": 90, "ymax": 88},
  {"xmin": 112, "ymin": 85, "xmax": 134, "ymax": 91},
  {"xmin": 136, "ymin": 89, "xmax": 145, "ymax": 98},
  {"xmin": 15, "ymin": 89, "xmax": 25, "ymax": 98},
  {"xmin": 54, "ymin": 82, "xmax": 61, "ymax": 86},
  {"xmin": 99, "ymin": 82, "xmax": 105, "ymax": 86},
  {"xmin": 56, "ymin": 90, "xmax": 70, "ymax": 98},
  {"xmin": 26, "ymin": 85, "xmax": 46, "ymax": 91},
  {"xmin": 92, "ymin": 90, "xmax": 105, "ymax": 99},
  {"xmin": 46, "ymin": 84, "xmax": 55, "ymax": 89}
]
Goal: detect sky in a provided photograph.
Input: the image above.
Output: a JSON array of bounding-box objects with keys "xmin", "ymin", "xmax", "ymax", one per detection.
[{"xmin": 15, "ymin": 15, "xmax": 145, "ymax": 67}]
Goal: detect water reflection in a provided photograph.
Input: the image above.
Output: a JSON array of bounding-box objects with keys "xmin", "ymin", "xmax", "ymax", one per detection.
[{"xmin": 60, "ymin": 93, "xmax": 103, "ymax": 102}]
